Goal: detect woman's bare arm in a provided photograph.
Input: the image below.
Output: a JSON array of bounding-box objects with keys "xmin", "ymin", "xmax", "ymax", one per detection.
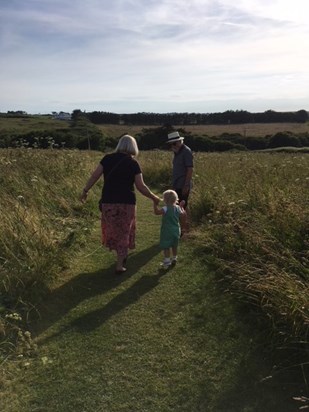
[
  {"xmin": 80, "ymin": 163, "xmax": 103, "ymax": 202},
  {"xmin": 134, "ymin": 173, "xmax": 160, "ymax": 203}
]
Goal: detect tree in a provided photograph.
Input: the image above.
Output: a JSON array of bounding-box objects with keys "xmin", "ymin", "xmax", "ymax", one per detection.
[{"xmin": 268, "ymin": 132, "xmax": 300, "ymax": 148}]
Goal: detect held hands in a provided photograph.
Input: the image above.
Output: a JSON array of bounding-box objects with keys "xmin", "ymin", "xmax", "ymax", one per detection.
[{"xmin": 153, "ymin": 195, "xmax": 161, "ymax": 205}]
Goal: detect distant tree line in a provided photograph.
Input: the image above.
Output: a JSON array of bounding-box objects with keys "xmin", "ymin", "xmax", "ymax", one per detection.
[
  {"xmin": 83, "ymin": 109, "xmax": 309, "ymax": 125},
  {"xmin": 0, "ymin": 110, "xmax": 308, "ymax": 152},
  {"xmin": 1, "ymin": 108, "xmax": 308, "ymax": 125}
]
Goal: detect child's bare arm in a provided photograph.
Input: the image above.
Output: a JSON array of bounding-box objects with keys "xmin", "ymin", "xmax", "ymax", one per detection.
[{"xmin": 153, "ymin": 201, "xmax": 164, "ymax": 215}]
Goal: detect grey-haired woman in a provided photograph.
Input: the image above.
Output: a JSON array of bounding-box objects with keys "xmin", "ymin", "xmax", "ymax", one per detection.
[{"xmin": 81, "ymin": 134, "xmax": 160, "ymax": 274}]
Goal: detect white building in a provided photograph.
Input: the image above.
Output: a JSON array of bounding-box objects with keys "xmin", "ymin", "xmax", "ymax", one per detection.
[{"xmin": 52, "ymin": 111, "xmax": 71, "ymax": 120}]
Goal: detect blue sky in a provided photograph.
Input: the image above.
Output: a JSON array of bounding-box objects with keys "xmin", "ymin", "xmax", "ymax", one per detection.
[{"xmin": 1, "ymin": 0, "xmax": 308, "ymax": 114}]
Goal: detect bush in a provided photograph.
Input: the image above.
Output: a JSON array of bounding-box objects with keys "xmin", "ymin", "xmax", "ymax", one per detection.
[{"xmin": 268, "ymin": 132, "xmax": 301, "ymax": 148}]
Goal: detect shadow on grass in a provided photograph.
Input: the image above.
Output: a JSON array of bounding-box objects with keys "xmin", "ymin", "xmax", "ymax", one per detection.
[
  {"xmin": 66, "ymin": 267, "xmax": 170, "ymax": 333},
  {"xmin": 32, "ymin": 243, "xmax": 161, "ymax": 338}
]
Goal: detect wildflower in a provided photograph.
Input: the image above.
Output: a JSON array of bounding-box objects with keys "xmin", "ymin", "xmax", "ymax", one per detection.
[
  {"xmin": 41, "ymin": 356, "xmax": 52, "ymax": 365},
  {"xmin": 5, "ymin": 312, "xmax": 22, "ymax": 321},
  {"xmin": 41, "ymin": 356, "xmax": 49, "ymax": 365},
  {"xmin": 17, "ymin": 195, "xmax": 25, "ymax": 201}
]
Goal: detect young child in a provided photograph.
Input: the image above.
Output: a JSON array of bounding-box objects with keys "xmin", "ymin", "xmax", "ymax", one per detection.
[{"xmin": 153, "ymin": 189, "xmax": 186, "ymax": 269}]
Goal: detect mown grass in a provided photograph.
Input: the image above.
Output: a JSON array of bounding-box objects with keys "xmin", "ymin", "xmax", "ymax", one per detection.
[
  {"xmin": 0, "ymin": 148, "xmax": 308, "ymax": 411},
  {"xmin": 1, "ymin": 193, "xmax": 304, "ymax": 412}
]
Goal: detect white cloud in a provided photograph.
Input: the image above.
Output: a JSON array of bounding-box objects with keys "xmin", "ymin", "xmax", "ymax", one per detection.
[{"xmin": 0, "ymin": 0, "xmax": 308, "ymax": 113}]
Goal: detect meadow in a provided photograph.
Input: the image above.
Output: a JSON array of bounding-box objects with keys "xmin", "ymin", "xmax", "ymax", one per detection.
[
  {"xmin": 0, "ymin": 115, "xmax": 70, "ymax": 133},
  {"xmin": 1, "ymin": 147, "xmax": 308, "ymax": 341},
  {"xmin": 0, "ymin": 147, "xmax": 308, "ymax": 410},
  {"xmin": 143, "ymin": 150, "xmax": 309, "ymax": 338}
]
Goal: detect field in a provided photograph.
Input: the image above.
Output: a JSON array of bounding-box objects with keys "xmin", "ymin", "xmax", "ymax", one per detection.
[
  {"xmin": 97, "ymin": 122, "xmax": 309, "ymax": 138},
  {"xmin": 1, "ymin": 114, "xmax": 309, "ymax": 138},
  {"xmin": 0, "ymin": 115, "xmax": 70, "ymax": 133},
  {"xmin": 0, "ymin": 148, "xmax": 308, "ymax": 411},
  {"xmin": 1, "ymin": 148, "xmax": 308, "ymax": 340}
]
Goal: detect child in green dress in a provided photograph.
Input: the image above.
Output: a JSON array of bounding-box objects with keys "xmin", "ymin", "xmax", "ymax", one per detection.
[{"xmin": 153, "ymin": 189, "xmax": 186, "ymax": 269}]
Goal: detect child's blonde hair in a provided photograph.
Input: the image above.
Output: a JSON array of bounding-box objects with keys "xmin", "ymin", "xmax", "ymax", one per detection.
[{"xmin": 163, "ymin": 189, "xmax": 178, "ymax": 205}]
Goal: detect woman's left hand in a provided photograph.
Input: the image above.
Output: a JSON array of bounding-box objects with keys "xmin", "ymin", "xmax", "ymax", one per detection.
[{"xmin": 153, "ymin": 196, "xmax": 161, "ymax": 205}]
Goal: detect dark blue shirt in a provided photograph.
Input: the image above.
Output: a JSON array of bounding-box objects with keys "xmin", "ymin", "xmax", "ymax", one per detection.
[{"xmin": 172, "ymin": 144, "xmax": 193, "ymax": 189}]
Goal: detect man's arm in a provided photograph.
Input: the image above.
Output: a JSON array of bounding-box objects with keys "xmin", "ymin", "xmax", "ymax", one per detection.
[{"xmin": 182, "ymin": 166, "xmax": 193, "ymax": 195}]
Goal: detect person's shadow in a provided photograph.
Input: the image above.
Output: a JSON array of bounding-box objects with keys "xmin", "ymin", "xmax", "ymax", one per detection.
[{"xmin": 31, "ymin": 243, "xmax": 163, "ymax": 339}]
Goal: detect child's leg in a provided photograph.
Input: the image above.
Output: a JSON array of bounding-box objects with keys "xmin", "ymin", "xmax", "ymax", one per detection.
[
  {"xmin": 172, "ymin": 246, "xmax": 178, "ymax": 263},
  {"xmin": 172, "ymin": 246, "xmax": 177, "ymax": 257},
  {"xmin": 161, "ymin": 248, "xmax": 171, "ymax": 268},
  {"xmin": 163, "ymin": 249, "xmax": 171, "ymax": 259}
]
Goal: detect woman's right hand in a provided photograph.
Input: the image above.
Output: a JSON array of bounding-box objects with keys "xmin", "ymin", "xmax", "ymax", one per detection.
[{"xmin": 80, "ymin": 190, "xmax": 88, "ymax": 203}]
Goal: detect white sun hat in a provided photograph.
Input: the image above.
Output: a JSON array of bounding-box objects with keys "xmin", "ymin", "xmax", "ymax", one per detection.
[{"xmin": 166, "ymin": 131, "xmax": 184, "ymax": 144}]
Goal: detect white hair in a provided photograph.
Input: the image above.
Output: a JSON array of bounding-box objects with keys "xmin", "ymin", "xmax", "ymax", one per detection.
[{"xmin": 115, "ymin": 134, "xmax": 139, "ymax": 156}]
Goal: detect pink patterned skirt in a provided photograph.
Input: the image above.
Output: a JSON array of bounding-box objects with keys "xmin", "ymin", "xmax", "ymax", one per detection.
[{"xmin": 101, "ymin": 203, "xmax": 136, "ymax": 257}]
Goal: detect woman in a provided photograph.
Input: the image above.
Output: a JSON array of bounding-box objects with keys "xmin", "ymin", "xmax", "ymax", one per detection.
[{"xmin": 80, "ymin": 134, "xmax": 160, "ymax": 274}]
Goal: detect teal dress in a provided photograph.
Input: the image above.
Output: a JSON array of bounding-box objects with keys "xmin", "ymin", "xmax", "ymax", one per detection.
[{"xmin": 160, "ymin": 205, "xmax": 182, "ymax": 249}]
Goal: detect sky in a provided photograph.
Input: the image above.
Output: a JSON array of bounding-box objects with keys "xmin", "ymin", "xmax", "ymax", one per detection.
[{"xmin": 1, "ymin": 0, "xmax": 309, "ymax": 115}]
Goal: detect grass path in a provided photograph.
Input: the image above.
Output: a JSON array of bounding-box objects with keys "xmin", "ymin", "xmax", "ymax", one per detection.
[{"xmin": 5, "ymin": 195, "xmax": 299, "ymax": 412}]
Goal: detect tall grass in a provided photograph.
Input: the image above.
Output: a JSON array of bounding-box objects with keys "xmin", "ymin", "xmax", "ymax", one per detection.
[
  {"xmin": 141, "ymin": 150, "xmax": 308, "ymax": 347},
  {"xmin": 189, "ymin": 152, "xmax": 309, "ymax": 342},
  {"xmin": 0, "ymin": 149, "xmax": 102, "ymax": 304},
  {"xmin": 1, "ymin": 148, "xmax": 308, "ymax": 357},
  {"xmin": 0, "ymin": 148, "xmax": 106, "ymax": 353}
]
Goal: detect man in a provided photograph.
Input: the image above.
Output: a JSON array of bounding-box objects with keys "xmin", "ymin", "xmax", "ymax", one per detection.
[{"xmin": 166, "ymin": 131, "xmax": 193, "ymax": 209}]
